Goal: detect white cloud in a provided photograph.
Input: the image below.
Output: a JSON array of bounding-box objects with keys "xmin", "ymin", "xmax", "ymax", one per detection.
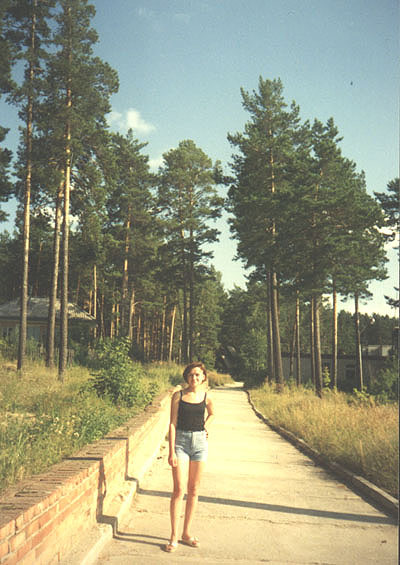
[
  {"xmin": 126, "ymin": 108, "xmax": 155, "ymax": 134},
  {"xmin": 149, "ymin": 156, "xmax": 164, "ymax": 171},
  {"xmin": 107, "ymin": 108, "xmax": 155, "ymax": 135},
  {"xmin": 107, "ymin": 110, "xmax": 123, "ymax": 127}
]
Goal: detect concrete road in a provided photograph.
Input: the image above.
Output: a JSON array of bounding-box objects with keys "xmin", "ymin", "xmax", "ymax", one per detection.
[{"xmin": 95, "ymin": 384, "xmax": 398, "ymax": 564}]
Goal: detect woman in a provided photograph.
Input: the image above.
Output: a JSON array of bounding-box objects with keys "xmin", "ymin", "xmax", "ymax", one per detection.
[{"xmin": 165, "ymin": 362, "xmax": 215, "ymax": 553}]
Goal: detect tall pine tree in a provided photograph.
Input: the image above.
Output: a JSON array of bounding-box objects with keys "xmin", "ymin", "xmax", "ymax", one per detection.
[
  {"xmin": 44, "ymin": 0, "xmax": 118, "ymax": 378},
  {"xmin": 157, "ymin": 140, "xmax": 223, "ymax": 362}
]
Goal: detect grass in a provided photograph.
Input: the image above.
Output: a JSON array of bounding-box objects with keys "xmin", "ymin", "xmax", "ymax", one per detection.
[
  {"xmin": 0, "ymin": 359, "xmax": 182, "ymax": 494},
  {"xmin": 207, "ymin": 370, "xmax": 234, "ymax": 388},
  {"xmin": 0, "ymin": 358, "xmax": 232, "ymax": 494},
  {"xmin": 249, "ymin": 383, "xmax": 399, "ymax": 498}
]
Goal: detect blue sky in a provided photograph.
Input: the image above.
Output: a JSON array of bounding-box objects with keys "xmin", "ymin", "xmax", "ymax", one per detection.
[{"xmin": 1, "ymin": 0, "xmax": 399, "ymax": 315}]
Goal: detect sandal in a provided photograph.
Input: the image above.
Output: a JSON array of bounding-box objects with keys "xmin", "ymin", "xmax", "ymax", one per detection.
[
  {"xmin": 164, "ymin": 540, "xmax": 178, "ymax": 553},
  {"xmin": 181, "ymin": 536, "xmax": 200, "ymax": 548}
]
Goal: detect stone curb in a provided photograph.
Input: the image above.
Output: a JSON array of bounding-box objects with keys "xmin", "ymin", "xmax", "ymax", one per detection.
[{"xmin": 246, "ymin": 391, "xmax": 399, "ymax": 520}]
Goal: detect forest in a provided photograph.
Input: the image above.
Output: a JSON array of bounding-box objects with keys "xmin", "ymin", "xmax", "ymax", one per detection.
[{"xmin": 0, "ymin": 1, "xmax": 398, "ymax": 394}]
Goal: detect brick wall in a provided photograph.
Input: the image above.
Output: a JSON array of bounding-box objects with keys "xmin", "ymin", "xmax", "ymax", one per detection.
[{"xmin": 0, "ymin": 388, "xmax": 175, "ymax": 565}]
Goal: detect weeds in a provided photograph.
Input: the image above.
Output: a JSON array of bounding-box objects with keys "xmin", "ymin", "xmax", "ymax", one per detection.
[
  {"xmin": 250, "ymin": 383, "xmax": 399, "ymax": 498},
  {"xmin": 0, "ymin": 358, "xmax": 178, "ymax": 494}
]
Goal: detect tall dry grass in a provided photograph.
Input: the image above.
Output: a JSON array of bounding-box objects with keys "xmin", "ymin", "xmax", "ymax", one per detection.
[
  {"xmin": 0, "ymin": 358, "xmax": 233, "ymax": 493},
  {"xmin": 250, "ymin": 384, "xmax": 398, "ymax": 497},
  {"xmin": 0, "ymin": 359, "xmax": 180, "ymax": 493}
]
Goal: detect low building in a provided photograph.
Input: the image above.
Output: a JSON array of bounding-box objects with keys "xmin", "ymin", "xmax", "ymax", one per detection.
[
  {"xmin": 0, "ymin": 297, "xmax": 96, "ymax": 343},
  {"xmin": 282, "ymin": 348, "xmax": 393, "ymax": 391}
]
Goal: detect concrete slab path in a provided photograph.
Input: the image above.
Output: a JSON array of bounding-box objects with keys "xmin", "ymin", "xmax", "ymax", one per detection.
[{"xmin": 95, "ymin": 384, "xmax": 398, "ymax": 564}]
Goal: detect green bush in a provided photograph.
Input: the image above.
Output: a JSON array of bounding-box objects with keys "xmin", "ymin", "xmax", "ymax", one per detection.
[
  {"xmin": 89, "ymin": 338, "xmax": 155, "ymax": 407},
  {"xmin": 369, "ymin": 357, "xmax": 398, "ymax": 403}
]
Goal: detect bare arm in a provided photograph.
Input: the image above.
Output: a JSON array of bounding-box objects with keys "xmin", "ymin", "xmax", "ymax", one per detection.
[
  {"xmin": 204, "ymin": 395, "xmax": 215, "ymax": 437},
  {"xmin": 168, "ymin": 391, "xmax": 180, "ymax": 467}
]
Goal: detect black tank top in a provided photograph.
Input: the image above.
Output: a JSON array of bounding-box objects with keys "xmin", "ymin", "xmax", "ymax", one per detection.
[{"xmin": 177, "ymin": 390, "xmax": 207, "ymax": 431}]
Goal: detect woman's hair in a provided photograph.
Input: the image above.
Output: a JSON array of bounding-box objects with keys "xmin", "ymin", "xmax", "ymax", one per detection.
[{"xmin": 183, "ymin": 362, "xmax": 207, "ymax": 383}]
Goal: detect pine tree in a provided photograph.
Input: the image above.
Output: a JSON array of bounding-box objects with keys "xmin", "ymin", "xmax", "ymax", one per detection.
[
  {"xmin": 374, "ymin": 178, "xmax": 399, "ymax": 311},
  {"xmin": 103, "ymin": 130, "xmax": 155, "ymax": 339},
  {"xmin": 0, "ymin": 1, "xmax": 13, "ymax": 221},
  {"xmin": 4, "ymin": 0, "xmax": 54, "ymax": 371},
  {"xmin": 43, "ymin": 0, "xmax": 118, "ymax": 378},
  {"xmin": 157, "ymin": 140, "xmax": 223, "ymax": 362},
  {"xmin": 228, "ymin": 77, "xmax": 303, "ymax": 386}
]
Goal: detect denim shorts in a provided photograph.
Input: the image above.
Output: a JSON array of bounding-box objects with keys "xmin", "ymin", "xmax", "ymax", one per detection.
[{"xmin": 175, "ymin": 429, "xmax": 208, "ymax": 462}]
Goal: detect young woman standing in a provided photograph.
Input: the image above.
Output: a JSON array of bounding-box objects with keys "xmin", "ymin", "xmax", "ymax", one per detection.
[{"xmin": 165, "ymin": 362, "xmax": 215, "ymax": 553}]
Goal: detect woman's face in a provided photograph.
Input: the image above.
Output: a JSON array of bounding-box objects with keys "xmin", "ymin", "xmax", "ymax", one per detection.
[{"xmin": 187, "ymin": 367, "xmax": 206, "ymax": 385}]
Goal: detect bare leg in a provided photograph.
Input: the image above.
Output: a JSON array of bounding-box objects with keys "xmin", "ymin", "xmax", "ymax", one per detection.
[
  {"xmin": 169, "ymin": 461, "xmax": 186, "ymax": 543},
  {"xmin": 182, "ymin": 460, "xmax": 205, "ymax": 541}
]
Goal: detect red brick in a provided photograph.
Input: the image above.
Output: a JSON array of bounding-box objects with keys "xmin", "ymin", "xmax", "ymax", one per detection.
[
  {"xmin": 14, "ymin": 514, "xmax": 25, "ymax": 532},
  {"xmin": 30, "ymin": 521, "xmax": 53, "ymax": 551},
  {"xmin": 38, "ymin": 506, "xmax": 58, "ymax": 529},
  {"xmin": 16, "ymin": 537, "xmax": 32, "ymax": 562},
  {"xmin": 9, "ymin": 530, "xmax": 25, "ymax": 552},
  {"xmin": 22, "ymin": 500, "xmax": 45, "ymax": 524},
  {"xmin": 0, "ymin": 540, "xmax": 9, "ymax": 560},
  {"xmin": 2, "ymin": 552, "xmax": 18, "ymax": 565},
  {"xmin": 25, "ymin": 519, "xmax": 40, "ymax": 539},
  {"xmin": 0, "ymin": 519, "xmax": 15, "ymax": 539},
  {"xmin": 18, "ymin": 549, "xmax": 37, "ymax": 565}
]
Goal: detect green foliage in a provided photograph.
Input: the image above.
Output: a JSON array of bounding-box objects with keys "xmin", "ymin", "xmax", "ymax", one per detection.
[
  {"xmin": 322, "ymin": 366, "xmax": 331, "ymax": 388},
  {"xmin": 89, "ymin": 338, "xmax": 155, "ymax": 407},
  {"xmin": 193, "ymin": 270, "xmax": 226, "ymax": 368},
  {"xmin": 0, "ymin": 335, "xmax": 43, "ymax": 361},
  {"xmin": 220, "ymin": 282, "xmax": 269, "ymax": 387},
  {"xmin": 369, "ymin": 358, "xmax": 398, "ymax": 403},
  {"xmin": 157, "ymin": 139, "xmax": 224, "ymax": 361},
  {"xmin": 0, "ymin": 358, "xmax": 179, "ymax": 493}
]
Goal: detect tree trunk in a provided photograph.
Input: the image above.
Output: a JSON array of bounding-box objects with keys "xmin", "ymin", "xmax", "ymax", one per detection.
[
  {"xmin": 115, "ymin": 302, "xmax": 120, "ymax": 337},
  {"xmin": 99, "ymin": 292, "xmax": 105, "ymax": 339},
  {"xmin": 268, "ymin": 142, "xmax": 283, "ymax": 388},
  {"xmin": 128, "ymin": 285, "xmax": 135, "ymax": 340},
  {"xmin": 121, "ymin": 212, "xmax": 131, "ymax": 334},
  {"xmin": 18, "ymin": 3, "xmax": 36, "ymax": 372},
  {"xmin": 58, "ymin": 6, "xmax": 72, "ymax": 381},
  {"xmin": 313, "ymin": 294, "xmax": 323, "ymax": 397},
  {"xmin": 33, "ymin": 240, "xmax": 43, "ymax": 296},
  {"xmin": 58, "ymin": 154, "xmax": 70, "ymax": 380},
  {"xmin": 92, "ymin": 264, "xmax": 97, "ymax": 339},
  {"xmin": 271, "ymin": 272, "xmax": 284, "ymax": 388},
  {"xmin": 110, "ymin": 302, "xmax": 115, "ymax": 338},
  {"xmin": 182, "ymin": 279, "xmax": 189, "ymax": 363},
  {"xmin": 309, "ymin": 299, "xmax": 315, "ymax": 387},
  {"xmin": 136, "ymin": 309, "xmax": 141, "ymax": 347},
  {"xmin": 354, "ymin": 292, "xmax": 363, "ymax": 391},
  {"xmin": 180, "ymin": 226, "xmax": 189, "ymax": 364},
  {"xmin": 188, "ymin": 216, "xmax": 195, "ymax": 363},
  {"xmin": 46, "ymin": 180, "xmax": 63, "ymax": 367},
  {"xmin": 266, "ymin": 273, "xmax": 274, "ymax": 383},
  {"xmin": 169, "ymin": 304, "xmax": 177, "ymax": 362},
  {"xmin": 289, "ymin": 312, "xmax": 296, "ymax": 378},
  {"xmin": 75, "ymin": 273, "xmax": 80, "ymax": 304},
  {"xmin": 331, "ymin": 280, "xmax": 338, "ymax": 389},
  {"xmin": 295, "ymin": 292, "xmax": 301, "ymax": 386},
  {"xmin": 160, "ymin": 296, "xmax": 166, "ymax": 360}
]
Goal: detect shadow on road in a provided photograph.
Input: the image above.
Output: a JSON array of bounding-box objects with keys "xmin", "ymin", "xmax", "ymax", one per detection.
[{"xmin": 137, "ymin": 487, "xmax": 396, "ymax": 525}]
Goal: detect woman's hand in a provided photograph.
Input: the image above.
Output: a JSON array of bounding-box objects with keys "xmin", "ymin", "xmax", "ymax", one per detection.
[{"xmin": 168, "ymin": 452, "xmax": 178, "ymax": 467}]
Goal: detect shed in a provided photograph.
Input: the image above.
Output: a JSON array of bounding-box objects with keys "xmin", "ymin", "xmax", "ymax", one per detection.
[{"xmin": 0, "ymin": 297, "xmax": 96, "ymax": 343}]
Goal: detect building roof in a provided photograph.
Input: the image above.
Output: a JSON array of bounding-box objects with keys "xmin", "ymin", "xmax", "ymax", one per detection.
[{"xmin": 0, "ymin": 297, "xmax": 96, "ymax": 324}]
